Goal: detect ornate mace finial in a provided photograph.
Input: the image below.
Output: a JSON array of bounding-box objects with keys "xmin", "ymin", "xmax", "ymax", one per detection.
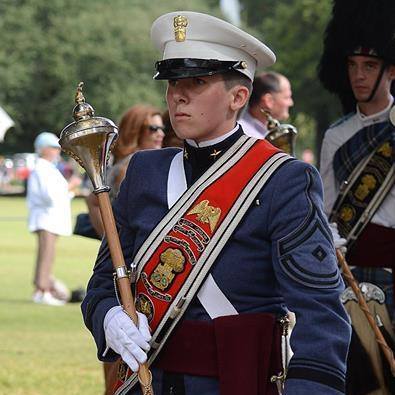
[
  {"xmin": 260, "ymin": 108, "xmax": 298, "ymax": 156},
  {"xmin": 72, "ymin": 82, "xmax": 95, "ymax": 121},
  {"xmin": 59, "ymin": 82, "xmax": 118, "ymax": 193}
]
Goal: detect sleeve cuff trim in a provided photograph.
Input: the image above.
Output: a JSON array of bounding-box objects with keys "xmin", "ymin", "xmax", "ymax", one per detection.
[{"xmin": 287, "ymin": 366, "xmax": 345, "ymax": 393}]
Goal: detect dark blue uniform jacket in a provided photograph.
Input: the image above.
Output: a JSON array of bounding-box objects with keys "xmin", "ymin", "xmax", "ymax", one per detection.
[{"xmin": 82, "ymin": 141, "xmax": 351, "ymax": 395}]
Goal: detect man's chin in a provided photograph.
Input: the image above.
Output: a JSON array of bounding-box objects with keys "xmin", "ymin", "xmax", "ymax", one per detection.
[
  {"xmin": 353, "ymin": 91, "xmax": 371, "ymax": 103},
  {"xmin": 174, "ymin": 129, "xmax": 200, "ymax": 141}
]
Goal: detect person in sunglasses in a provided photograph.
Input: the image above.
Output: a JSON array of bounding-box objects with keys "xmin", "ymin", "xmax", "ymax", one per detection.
[
  {"xmin": 107, "ymin": 105, "xmax": 165, "ymax": 200},
  {"xmin": 86, "ymin": 104, "xmax": 165, "ymax": 238}
]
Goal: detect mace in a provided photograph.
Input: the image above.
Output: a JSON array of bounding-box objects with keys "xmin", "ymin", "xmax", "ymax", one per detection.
[{"xmin": 59, "ymin": 82, "xmax": 154, "ymax": 395}]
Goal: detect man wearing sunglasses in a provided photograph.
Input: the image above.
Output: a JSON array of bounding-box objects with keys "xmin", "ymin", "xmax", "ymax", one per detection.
[{"xmin": 82, "ymin": 11, "xmax": 350, "ymax": 395}]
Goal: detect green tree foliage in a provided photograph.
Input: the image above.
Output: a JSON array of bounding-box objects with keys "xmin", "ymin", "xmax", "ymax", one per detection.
[
  {"xmin": 240, "ymin": 0, "xmax": 343, "ymax": 160},
  {"xmin": 0, "ymin": 0, "xmax": 215, "ymax": 154}
]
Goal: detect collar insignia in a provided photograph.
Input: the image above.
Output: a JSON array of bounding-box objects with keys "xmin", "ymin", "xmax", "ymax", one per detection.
[{"xmin": 210, "ymin": 149, "xmax": 222, "ymax": 159}]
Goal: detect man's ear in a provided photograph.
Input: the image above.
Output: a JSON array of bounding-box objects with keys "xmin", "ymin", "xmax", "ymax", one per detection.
[
  {"xmin": 229, "ymin": 85, "xmax": 250, "ymax": 112},
  {"xmin": 259, "ymin": 93, "xmax": 274, "ymax": 112}
]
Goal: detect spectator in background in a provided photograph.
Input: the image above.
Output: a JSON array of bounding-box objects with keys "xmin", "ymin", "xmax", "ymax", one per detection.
[
  {"xmin": 85, "ymin": 104, "xmax": 165, "ymax": 395},
  {"xmin": 87, "ymin": 104, "xmax": 165, "ymax": 238},
  {"xmin": 162, "ymin": 109, "xmax": 183, "ymax": 148},
  {"xmin": 27, "ymin": 132, "xmax": 80, "ymax": 306},
  {"xmin": 239, "ymin": 71, "xmax": 294, "ymax": 138}
]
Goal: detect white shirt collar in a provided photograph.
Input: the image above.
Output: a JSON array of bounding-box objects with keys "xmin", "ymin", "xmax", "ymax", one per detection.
[
  {"xmin": 244, "ymin": 110, "xmax": 267, "ymax": 132},
  {"xmin": 356, "ymin": 96, "xmax": 394, "ymax": 124},
  {"xmin": 186, "ymin": 124, "xmax": 239, "ymax": 148},
  {"xmin": 36, "ymin": 157, "xmax": 56, "ymax": 167}
]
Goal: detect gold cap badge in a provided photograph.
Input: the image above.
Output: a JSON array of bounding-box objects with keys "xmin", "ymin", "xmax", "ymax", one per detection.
[{"xmin": 174, "ymin": 15, "xmax": 188, "ymax": 42}]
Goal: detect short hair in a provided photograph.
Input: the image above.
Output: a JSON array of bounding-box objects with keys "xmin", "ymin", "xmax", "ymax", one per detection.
[
  {"xmin": 249, "ymin": 71, "xmax": 282, "ymax": 107},
  {"xmin": 221, "ymin": 71, "xmax": 252, "ymax": 118},
  {"xmin": 222, "ymin": 70, "xmax": 252, "ymax": 92}
]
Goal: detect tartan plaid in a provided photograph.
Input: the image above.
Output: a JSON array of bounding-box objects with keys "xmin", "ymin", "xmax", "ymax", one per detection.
[{"xmin": 333, "ymin": 121, "xmax": 395, "ymax": 183}]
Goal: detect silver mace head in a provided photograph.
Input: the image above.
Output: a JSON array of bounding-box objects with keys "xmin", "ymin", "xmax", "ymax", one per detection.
[
  {"xmin": 59, "ymin": 82, "xmax": 118, "ymax": 193},
  {"xmin": 260, "ymin": 108, "xmax": 298, "ymax": 157}
]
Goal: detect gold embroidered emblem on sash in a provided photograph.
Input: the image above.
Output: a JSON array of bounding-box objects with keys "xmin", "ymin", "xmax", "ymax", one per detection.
[
  {"xmin": 354, "ymin": 174, "xmax": 376, "ymax": 201},
  {"xmin": 377, "ymin": 141, "xmax": 392, "ymax": 158},
  {"xmin": 135, "ymin": 293, "xmax": 154, "ymax": 322},
  {"xmin": 188, "ymin": 200, "xmax": 221, "ymax": 232},
  {"xmin": 174, "ymin": 15, "xmax": 188, "ymax": 42},
  {"xmin": 339, "ymin": 205, "xmax": 355, "ymax": 223},
  {"xmin": 117, "ymin": 360, "xmax": 128, "ymax": 380},
  {"xmin": 151, "ymin": 248, "xmax": 185, "ymax": 290}
]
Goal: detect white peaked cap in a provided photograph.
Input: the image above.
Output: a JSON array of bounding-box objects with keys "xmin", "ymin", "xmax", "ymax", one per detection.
[{"xmin": 151, "ymin": 11, "xmax": 276, "ymax": 81}]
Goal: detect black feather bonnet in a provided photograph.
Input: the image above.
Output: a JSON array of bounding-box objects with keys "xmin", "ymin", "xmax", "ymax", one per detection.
[{"xmin": 318, "ymin": 0, "xmax": 395, "ymax": 112}]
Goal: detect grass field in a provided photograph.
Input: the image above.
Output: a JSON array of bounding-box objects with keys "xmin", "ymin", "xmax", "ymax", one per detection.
[{"xmin": 0, "ymin": 196, "xmax": 104, "ymax": 395}]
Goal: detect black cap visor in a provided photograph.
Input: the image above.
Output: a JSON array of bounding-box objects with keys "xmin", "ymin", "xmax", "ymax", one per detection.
[{"xmin": 154, "ymin": 58, "xmax": 246, "ymax": 80}]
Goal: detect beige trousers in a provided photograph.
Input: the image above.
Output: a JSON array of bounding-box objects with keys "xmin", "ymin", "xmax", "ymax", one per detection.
[{"xmin": 33, "ymin": 230, "xmax": 58, "ymax": 291}]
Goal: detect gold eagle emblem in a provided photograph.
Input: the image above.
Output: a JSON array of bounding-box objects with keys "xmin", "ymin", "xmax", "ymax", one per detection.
[
  {"xmin": 173, "ymin": 15, "xmax": 188, "ymax": 42},
  {"xmin": 188, "ymin": 199, "xmax": 221, "ymax": 232}
]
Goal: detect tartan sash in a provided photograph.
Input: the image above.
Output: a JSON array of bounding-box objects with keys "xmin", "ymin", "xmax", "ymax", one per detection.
[
  {"xmin": 333, "ymin": 120, "xmax": 395, "ymax": 184},
  {"xmin": 330, "ymin": 120, "xmax": 395, "ymax": 243},
  {"xmin": 114, "ymin": 136, "xmax": 290, "ymax": 394}
]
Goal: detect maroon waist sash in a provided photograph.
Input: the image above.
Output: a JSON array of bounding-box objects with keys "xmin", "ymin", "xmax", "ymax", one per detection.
[
  {"xmin": 155, "ymin": 313, "xmax": 282, "ymax": 395},
  {"xmin": 347, "ymin": 223, "xmax": 395, "ymax": 269}
]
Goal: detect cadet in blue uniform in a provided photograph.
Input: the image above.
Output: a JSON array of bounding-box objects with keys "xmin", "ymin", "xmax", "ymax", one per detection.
[{"xmin": 82, "ymin": 11, "xmax": 351, "ymax": 395}]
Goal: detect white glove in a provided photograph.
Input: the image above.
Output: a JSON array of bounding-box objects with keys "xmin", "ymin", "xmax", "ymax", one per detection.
[
  {"xmin": 104, "ymin": 306, "xmax": 151, "ymax": 372},
  {"xmin": 329, "ymin": 222, "xmax": 347, "ymax": 254}
]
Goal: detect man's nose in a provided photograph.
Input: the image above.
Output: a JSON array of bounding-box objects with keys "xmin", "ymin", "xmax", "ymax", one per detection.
[
  {"xmin": 355, "ymin": 66, "xmax": 366, "ymax": 80},
  {"xmin": 173, "ymin": 86, "xmax": 188, "ymax": 103}
]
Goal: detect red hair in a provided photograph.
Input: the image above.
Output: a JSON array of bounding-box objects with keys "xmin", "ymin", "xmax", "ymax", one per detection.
[{"xmin": 112, "ymin": 104, "xmax": 162, "ymax": 163}]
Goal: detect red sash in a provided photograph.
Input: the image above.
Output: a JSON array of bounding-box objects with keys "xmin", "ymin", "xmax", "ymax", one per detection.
[{"xmin": 135, "ymin": 139, "xmax": 280, "ymax": 331}]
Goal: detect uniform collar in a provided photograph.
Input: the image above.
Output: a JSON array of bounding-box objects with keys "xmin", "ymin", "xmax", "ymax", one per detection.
[
  {"xmin": 185, "ymin": 124, "xmax": 240, "ymax": 148},
  {"xmin": 356, "ymin": 96, "xmax": 394, "ymax": 125},
  {"xmin": 183, "ymin": 125, "xmax": 244, "ymax": 184}
]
